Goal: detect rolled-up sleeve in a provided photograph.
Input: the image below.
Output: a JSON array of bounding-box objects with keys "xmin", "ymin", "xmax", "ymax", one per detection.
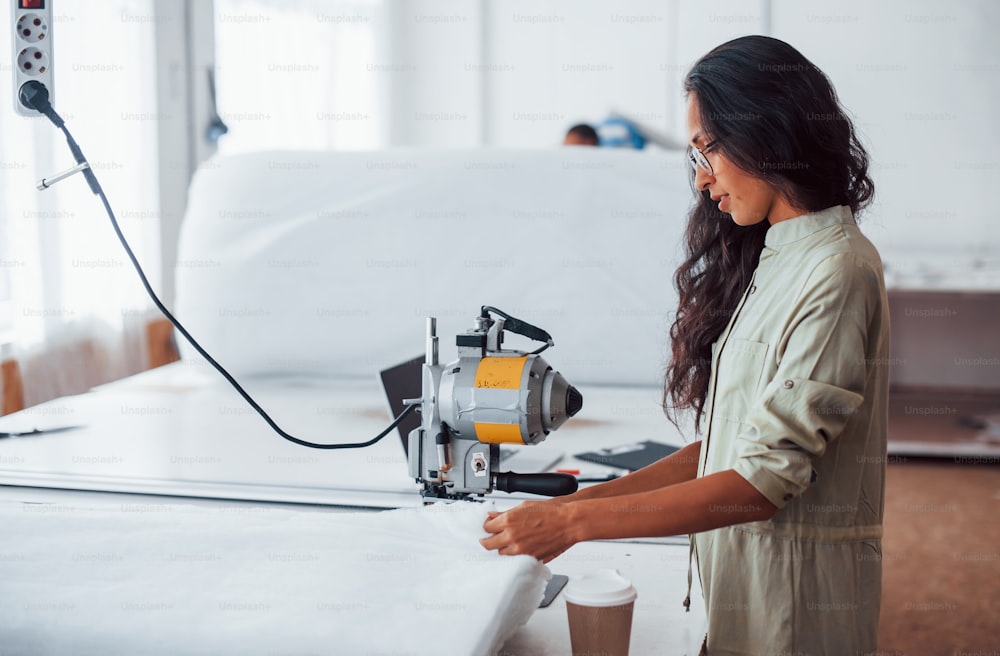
[{"xmin": 732, "ymin": 253, "xmax": 877, "ymax": 508}]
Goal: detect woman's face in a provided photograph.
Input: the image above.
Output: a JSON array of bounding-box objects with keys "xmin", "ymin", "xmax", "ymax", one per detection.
[{"xmin": 686, "ymin": 94, "xmax": 800, "ymax": 226}]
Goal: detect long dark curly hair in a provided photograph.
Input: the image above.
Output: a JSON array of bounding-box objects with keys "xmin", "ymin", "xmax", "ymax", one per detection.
[{"xmin": 663, "ymin": 35, "xmax": 875, "ymax": 433}]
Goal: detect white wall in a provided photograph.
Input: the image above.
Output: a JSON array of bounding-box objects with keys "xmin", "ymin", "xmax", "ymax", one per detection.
[
  {"xmin": 387, "ymin": 0, "xmax": 689, "ymax": 148},
  {"xmin": 769, "ymin": 0, "xmax": 1000, "ymax": 263},
  {"xmin": 483, "ymin": 0, "xmax": 679, "ymax": 147},
  {"xmin": 384, "ymin": 0, "xmax": 486, "ymax": 146}
]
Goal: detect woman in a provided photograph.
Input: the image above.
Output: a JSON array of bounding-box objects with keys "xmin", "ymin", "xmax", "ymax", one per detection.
[{"xmin": 480, "ymin": 35, "xmax": 888, "ymax": 655}]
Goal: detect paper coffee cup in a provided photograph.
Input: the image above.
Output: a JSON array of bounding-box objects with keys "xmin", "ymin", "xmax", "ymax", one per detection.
[{"xmin": 563, "ymin": 569, "xmax": 638, "ymax": 656}]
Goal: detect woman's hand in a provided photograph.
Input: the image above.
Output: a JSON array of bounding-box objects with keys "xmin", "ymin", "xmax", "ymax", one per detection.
[
  {"xmin": 480, "ymin": 500, "xmax": 578, "ymax": 563},
  {"xmin": 481, "ymin": 469, "xmax": 778, "ymax": 561}
]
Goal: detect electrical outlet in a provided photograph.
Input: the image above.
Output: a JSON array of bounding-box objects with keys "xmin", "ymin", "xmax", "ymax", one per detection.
[{"xmin": 11, "ymin": 0, "xmax": 54, "ymax": 117}]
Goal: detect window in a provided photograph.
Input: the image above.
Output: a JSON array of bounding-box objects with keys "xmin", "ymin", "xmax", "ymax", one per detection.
[{"xmin": 0, "ymin": 0, "xmax": 160, "ymax": 366}]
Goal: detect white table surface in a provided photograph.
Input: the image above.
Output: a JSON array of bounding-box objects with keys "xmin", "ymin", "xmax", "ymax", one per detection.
[
  {"xmin": 0, "ymin": 362, "xmax": 693, "ymax": 511},
  {"xmin": 0, "ymin": 362, "xmax": 706, "ymax": 654}
]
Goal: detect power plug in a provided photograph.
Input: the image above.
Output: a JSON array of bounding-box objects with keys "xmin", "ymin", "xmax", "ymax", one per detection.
[{"xmin": 11, "ymin": 0, "xmax": 54, "ymax": 117}]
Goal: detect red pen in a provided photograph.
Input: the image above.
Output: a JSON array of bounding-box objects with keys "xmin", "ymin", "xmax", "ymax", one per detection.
[{"xmin": 556, "ymin": 468, "xmax": 625, "ymax": 482}]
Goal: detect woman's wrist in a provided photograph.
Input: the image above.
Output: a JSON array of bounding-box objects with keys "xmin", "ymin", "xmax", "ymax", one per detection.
[{"xmin": 559, "ymin": 500, "xmax": 590, "ymax": 545}]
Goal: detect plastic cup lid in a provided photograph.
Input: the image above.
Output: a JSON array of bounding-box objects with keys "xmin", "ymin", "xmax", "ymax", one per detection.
[{"xmin": 563, "ymin": 569, "xmax": 637, "ymax": 607}]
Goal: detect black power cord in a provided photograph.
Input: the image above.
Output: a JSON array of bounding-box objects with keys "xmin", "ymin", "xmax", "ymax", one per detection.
[{"xmin": 19, "ymin": 81, "xmax": 416, "ymax": 450}]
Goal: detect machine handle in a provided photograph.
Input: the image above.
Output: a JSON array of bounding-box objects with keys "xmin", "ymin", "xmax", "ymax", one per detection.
[{"xmin": 494, "ymin": 472, "xmax": 579, "ymax": 497}]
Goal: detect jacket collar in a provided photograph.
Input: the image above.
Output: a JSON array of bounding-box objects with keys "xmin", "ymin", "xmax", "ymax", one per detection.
[{"xmin": 763, "ymin": 205, "xmax": 855, "ymax": 249}]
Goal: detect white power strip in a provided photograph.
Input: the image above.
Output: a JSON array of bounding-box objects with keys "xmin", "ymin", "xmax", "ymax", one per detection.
[{"xmin": 11, "ymin": 0, "xmax": 54, "ymax": 117}]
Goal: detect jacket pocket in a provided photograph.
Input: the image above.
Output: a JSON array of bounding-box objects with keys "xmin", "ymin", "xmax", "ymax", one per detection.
[{"xmin": 712, "ymin": 338, "xmax": 769, "ymax": 425}]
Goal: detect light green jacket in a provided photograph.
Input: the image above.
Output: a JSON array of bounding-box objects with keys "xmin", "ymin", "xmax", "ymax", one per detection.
[{"xmin": 694, "ymin": 205, "xmax": 890, "ymax": 655}]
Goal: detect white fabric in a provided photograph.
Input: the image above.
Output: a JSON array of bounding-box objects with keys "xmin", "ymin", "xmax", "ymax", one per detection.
[
  {"xmin": 1, "ymin": 500, "xmax": 547, "ymax": 656},
  {"xmin": 174, "ymin": 148, "xmax": 693, "ymax": 387}
]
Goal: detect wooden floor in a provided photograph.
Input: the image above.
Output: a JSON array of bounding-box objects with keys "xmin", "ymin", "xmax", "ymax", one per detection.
[
  {"xmin": 880, "ymin": 461, "xmax": 1000, "ymax": 653},
  {"xmin": 878, "ymin": 391, "xmax": 1000, "ymax": 654}
]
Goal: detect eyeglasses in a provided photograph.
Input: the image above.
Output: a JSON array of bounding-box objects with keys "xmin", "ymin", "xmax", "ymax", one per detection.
[{"xmin": 687, "ymin": 140, "xmax": 721, "ymax": 176}]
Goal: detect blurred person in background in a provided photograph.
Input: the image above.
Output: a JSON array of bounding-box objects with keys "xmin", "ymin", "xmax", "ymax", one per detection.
[{"xmin": 562, "ymin": 123, "xmax": 599, "ymax": 146}]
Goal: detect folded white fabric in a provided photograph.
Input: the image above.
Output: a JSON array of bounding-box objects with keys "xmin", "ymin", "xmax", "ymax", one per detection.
[
  {"xmin": 175, "ymin": 148, "xmax": 691, "ymax": 387},
  {"xmin": 1, "ymin": 500, "xmax": 548, "ymax": 656}
]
